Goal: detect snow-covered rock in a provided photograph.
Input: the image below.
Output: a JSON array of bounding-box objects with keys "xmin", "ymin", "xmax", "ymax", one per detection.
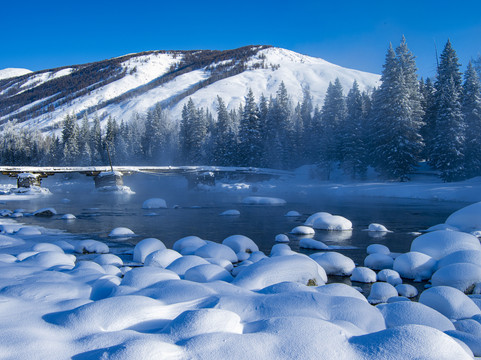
[
  {"xmin": 431, "ymin": 263, "xmax": 481, "ymax": 292},
  {"xmin": 108, "ymin": 227, "xmax": 135, "ymax": 237},
  {"xmin": 364, "ymin": 253, "xmax": 394, "ymax": 270},
  {"xmin": 410, "ymin": 230, "xmax": 481, "ymax": 260},
  {"xmin": 368, "ymin": 282, "xmax": 398, "ymax": 304},
  {"xmin": 142, "ymin": 198, "xmax": 167, "ymax": 209},
  {"xmin": 74, "ymin": 240, "xmax": 109, "ymax": 254},
  {"xmin": 219, "ymin": 209, "xmax": 240, "ymax": 216},
  {"xmin": 274, "ymin": 234, "xmax": 290, "ymax": 243},
  {"xmin": 445, "ymin": 201, "xmax": 481, "ymax": 233},
  {"xmin": 195, "ymin": 243, "xmax": 238, "ymax": 263},
  {"xmin": 133, "ymin": 238, "xmax": 166, "ymax": 263},
  {"xmin": 32, "ymin": 243, "xmax": 64, "ymax": 253},
  {"xmin": 419, "ymin": 286, "xmax": 481, "ymax": 320},
  {"xmin": 233, "ymin": 255, "xmax": 327, "ymax": 290},
  {"xmin": 222, "ymin": 235, "xmax": 259, "ymax": 253},
  {"xmin": 310, "ymin": 252, "xmax": 355, "ymax": 276},
  {"xmin": 393, "ymin": 251, "xmax": 437, "ymax": 281},
  {"xmin": 32, "ymin": 207, "xmax": 57, "ymax": 217},
  {"xmin": 166, "ymin": 255, "xmax": 210, "ymax": 277},
  {"xmin": 290, "ymin": 225, "xmax": 315, "ymax": 235},
  {"xmin": 60, "ymin": 213, "xmax": 76, "ymax": 220},
  {"xmin": 299, "ymin": 238, "xmax": 329, "ymax": 250},
  {"xmin": 395, "ymin": 284, "xmax": 418, "ymax": 298},
  {"xmin": 367, "ymin": 244, "xmax": 391, "ymax": 255},
  {"xmin": 16, "ymin": 227, "xmax": 42, "ymax": 236},
  {"xmin": 93, "ymin": 254, "xmax": 123, "ymax": 267},
  {"xmin": 172, "ymin": 236, "xmax": 206, "ymax": 254},
  {"xmin": 350, "ymin": 267, "xmax": 377, "ymax": 283},
  {"xmin": 367, "ymin": 223, "xmax": 391, "ymax": 232},
  {"xmin": 437, "ymin": 250, "xmax": 481, "ymax": 270},
  {"xmin": 184, "ymin": 264, "xmax": 234, "ymax": 283},
  {"xmin": 144, "ymin": 249, "xmax": 182, "ymax": 268},
  {"xmin": 305, "ymin": 212, "xmax": 352, "ymax": 231},
  {"xmin": 285, "ymin": 210, "xmax": 301, "ymax": 217}
]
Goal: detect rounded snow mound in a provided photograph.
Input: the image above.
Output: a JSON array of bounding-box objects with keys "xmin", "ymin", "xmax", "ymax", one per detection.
[
  {"xmin": 195, "ymin": 243, "xmax": 238, "ymax": 263},
  {"xmin": 275, "ymin": 234, "xmax": 289, "ymax": 243},
  {"xmin": 437, "ymin": 250, "xmax": 481, "ymax": 270},
  {"xmin": 184, "ymin": 264, "xmax": 234, "ymax": 283},
  {"xmin": 419, "ymin": 286, "xmax": 481, "ymax": 320},
  {"xmin": 233, "ymin": 255, "xmax": 327, "ymax": 290},
  {"xmin": 305, "ymin": 212, "xmax": 352, "ymax": 231},
  {"xmin": 367, "ymin": 223, "xmax": 391, "ymax": 232},
  {"xmin": 310, "ymin": 252, "xmax": 355, "ymax": 276},
  {"xmin": 108, "ymin": 227, "xmax": 135, "ymax": 237},
  {"xmin": 285, "ymin": 210, "xmax": 301, "ymax": 217},
  {"xmin": 133, "ymin": 238, "xmax": 166, "ymax": 263},
  {"xmin": 395, "ymin": 284, "xmax": 418, "ymax": 298},
  {"xmin": 445, "ymin": 201, "xmax": 481, "ymax": 232},
  {"xmin": 142, "ymin": 198, "xmax": 167, "ymax": 209},
  {"xmin": 350, "ymin": 267, "xmax": 377, "ymax": 283},
  {"xmin": 222, "ymin": 235, "xmax": 259, "ymax": 253},
  {"xmin": 166, "ymin": 255, "xmax": 210, "ymax": 277},
  {"xmin": 364, "ymin": 253, "xmax": 393, "ymax": 270},
  {"xmin": 121, "ymin": 266, "xmax": 180, "ymax": 288},
  {"xmin": 299, "ymin": 238, "xmax": 329, "ymax": 250},
  {"xmin": 367, "ymin": 244, "xmax": 390, "ymax": 255},
  {"xmin": 431, "ymin": 263, "xmax": 481, "ymax": 292},
  {"xmin": 144, "ymin": 249, "xmax": 182, "ymax": 268},
  {"xmin": 290, "ymin": 226, "xmax": 315, "ymax": 235},
  {"xmin": 16, "ymin": 227, "xmax": 42, "ymax": 236},
  {"xmin": 410, "ymin": 230, "xmax": 481, "ymax": 260},
  {"xmin": 74, "ymin": 240, "xmax": 109, "ymax": 254},
  {"xmin": 219, "ymin": 209, "xmax": 240, "ymax": 216},
  {"xmin": 393, "ymin": 251, "xmax": 437, "ymax": 281},
  {"xmin": 173, "ymin": 236, "xmax": 206, "ymax": 255},
  {"xmin": 0, "ymin": 234, "xmax": 25, "ymax": 248},
  {"xmin": 367, "ymin": 282, "xmax": 398, "ymax": 304}
]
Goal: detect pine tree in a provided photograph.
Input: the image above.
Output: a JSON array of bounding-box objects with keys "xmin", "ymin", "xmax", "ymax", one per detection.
[
  {"xmin": 179, "ymin": 98, "xmax": 207, "ymax": 164},
  {"xmin": 371, "ymin": 38, "xmax": 424, "ymax": 180},
  {"xmin": 420, "ymin": 77, "xmax": 436, "ymax": 161},
  {"xmin": 213, "ymin": 96, "xmax": 237, "ymax": 165},
  {"xmin": 319, "ymin": 78, "xmax": 346, "ymax": 177},
  {"xmin": 62, "ymin": 113, "xmax": 80, "ymax": 165},
  {"xmin": 90, "ymin": 116, "xmax": 103, "ymax": 165},
  {"xmin": 238, "ymin": 89, "xmax": 262, "ymax": 167},
  {"xmin": 462, "ymin": 61, "xmax": 481, "ymax": 177},
  {"xmin": 429, "ymin": 40, "xmax": 465, "ymax": 181}
]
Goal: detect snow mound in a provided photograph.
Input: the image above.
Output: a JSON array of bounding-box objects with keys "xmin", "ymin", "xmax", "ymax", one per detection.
[
  {"xmin": 242, "ymin": 196, "xmax": 286, "ymax": 205},
  {"xmin": 310, "ymin": 252, "xmax": 355, "ymax": 276},
  {"xmin": 0, "ymin": 234, "xmax": 25, "ymax": 248},
  {"xmin": 364, "ymin": 253, "xmax": 394, "ymax": 270},
  {"xmin": 168, "ymin": 309, "xmax": 242, "ymax": 338},
  {"xmin": 32, "ymin": 207, "xmax": 57, "ymax": 216},
  {"xmin": 0, "ymin": 67, "xmax": 32, "ymax": 80},
  {"xmin": 445, "ymin": 201, "xmax": 481, "ymax": 232},
  {"xmin": 367, "ymin": 244, "xmax": 391, "ymax": 255},
  {"xmin": 121, "ymin": 266, "xmax": 180, "ymax": 288},
  {"xmin": 299, "ymin": 238, "xmax": 329, "ymax": 250},
  {"xmin": 220, "ymin": 209, "xmax": 240, "ymax": 216},
  {"xmin": 74, "ymin": 240, "xmax": 109, "ymax": 254},
  {"xmin": 222, "ymin": 235, "xmax": 259, "ymax": 253},
  {"xmin": 61, "ymin": 213, "xmax": 76, "ymax": 220},
  {"xmin": 93, "ymin": 254, "xmax": 123, "ymax": 267},
  {"xmin": 166, "ymin": 255, "xmax": 210, "ymax": 276},
  {"xmin": 133, "ymin": 238, "xmax": 166, "ymax": 263},
  {"xmin": 32, "ymin": 243, "xmax": 64, "ymax": 253},
  {"xmin": 393, "ymin": 251, "xmax": 437, "ymax": 281},
  {"xmin": 144, "ymin": 249, "xmax": 182, "ymax": 268},
  {"xmin": 350, "ymin": 267, "xmax": 377, "ymax": 283},
  {"xmin": 233, "ymin": 255, "xmax": 327, "ymax": 290},
  {"xmin": 315, "ymin": 283, "xmax": 368, "ymax": 302},
  {"xmin": 419, "ymin": 286, "xmax": 481, "ymax": 320},
  {"xmin": 437, "ymin": 250, "xmax": 481, "ymax": 270},
  {"xmin": 367, "ymin": 223, "xmax": 391, "ymax": 232},
  {"xmin": 367, "ymin": 282, "xmax": 398, "ymax": 304},
  {"xmin": 21, "ymin": 251, "xmax": 76, "ymax": 269},
  {"xmin": 305, "ymin": 212, "xmax": 352, "ymax": 231},
  {"xmin": 431, "ymin": 263, "xmax": 481, "ymax": 292},
  {"xmin": 173, "ymin": 236, "xmax": 206, "ymax": 254},
  {"xmin": 290, "ymin": 225, "xmax": 315, "ymax": 235},
  {"xmin": 195, "ymin": 243, "xmax": 238, "ymax": 263},
  {"xmin": 274, "ymin": 234, "xmax": 290, "ymax": 243},
  {"xmin": 142, "ymin": 198, "xmax": 167, "ymax": 209},
  {"xmin": 184, "ymin": 264, "xmax": 234, "ymax": 283},
  {"xmin": 270, "ymin": 243, "xmax": 297, "ymax": 256},
  {"xmin": 16, "ymin": 226, "xmax": 42, "ymax": 236},
  {"xmin": 285, "ymin": 210, "xmax": 301, "ymax": 217},
  {"xmin": 395, "ymin": 284, "xmax": 418, "ymax": 298},
  {"xmin": 108, "ymin": 227, "xmax": 135, "ymax": 237},
  {"xmin": 410, "ymin": 230, "xmax": 481, "ymax": 260},
  {"xmin": 377, "ymin": 301, "xmax": 455, "ymax": 331}
]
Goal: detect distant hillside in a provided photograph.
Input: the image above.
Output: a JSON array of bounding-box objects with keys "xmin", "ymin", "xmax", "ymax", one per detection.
[{"xmin": 0, "ymin": 46, "xmax": 380, "ymax": 132}]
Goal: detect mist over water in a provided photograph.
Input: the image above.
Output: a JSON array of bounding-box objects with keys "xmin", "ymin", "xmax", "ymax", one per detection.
[{"xmin": 4, "ymin": 172, "xmax": 466, "ymax": 269}]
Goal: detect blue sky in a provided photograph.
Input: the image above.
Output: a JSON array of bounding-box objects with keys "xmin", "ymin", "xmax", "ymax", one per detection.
[{"xmin": 2, "ymin": 0, "xmax": 480, "ymax": 78}]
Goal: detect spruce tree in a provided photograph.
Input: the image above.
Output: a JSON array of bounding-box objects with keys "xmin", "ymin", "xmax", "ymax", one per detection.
[
  {"xmin": 238, "ymin": 89, "xmax": 262, "ymax": 167},
  {"xmin": 429, "ymin": 40, "xmax": 465, "ymax": 181},
  {"xmin": 371, "ymin": 38, "xmax": 424, "ymax": 180},
  {"xmin": 462, "ymin": 61, "xmax": 481, "ymax": 177}
]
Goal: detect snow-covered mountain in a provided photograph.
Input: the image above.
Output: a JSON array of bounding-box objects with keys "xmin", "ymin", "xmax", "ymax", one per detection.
[
  {"xmin": 0, "ymin": 46, "xmax": 380, "ymax": 132},
  {"xmin": 0, "ymin": 68, "xmax": 32, "ymax": 80}
]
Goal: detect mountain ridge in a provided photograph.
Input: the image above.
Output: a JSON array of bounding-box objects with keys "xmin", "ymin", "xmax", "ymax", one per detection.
[{"xmin": 0, "ymin": 46, "xmax": 380, "ymax": 132}]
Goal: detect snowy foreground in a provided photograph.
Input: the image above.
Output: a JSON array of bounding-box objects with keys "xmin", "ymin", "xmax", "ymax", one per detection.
[{"xmin": 1, "ymin": 181, "xmax": 481, "ymax": 358}]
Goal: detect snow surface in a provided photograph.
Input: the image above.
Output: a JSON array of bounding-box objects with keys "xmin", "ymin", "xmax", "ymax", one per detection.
[{"xmin": 0, "ymin": 67, "xmax": 32, "ymax": 80}]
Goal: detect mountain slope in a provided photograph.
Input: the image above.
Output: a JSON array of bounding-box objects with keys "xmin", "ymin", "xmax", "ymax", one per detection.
[{"xmin": 0, "ymin": 46, "xmax": 380, "ymax": 132}]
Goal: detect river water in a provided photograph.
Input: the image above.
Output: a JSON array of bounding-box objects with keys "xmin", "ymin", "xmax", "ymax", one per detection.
[{"xmin": 3, "ymin": 173, "xmax": 467, "ymax": 270}]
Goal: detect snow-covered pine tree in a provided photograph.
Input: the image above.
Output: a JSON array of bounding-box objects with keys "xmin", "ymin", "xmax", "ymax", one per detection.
[
  {"xmin": 342, "ymin": 80, "xmax": 368, "ymax": 179},
  {"xmin": 213, "ymin": 96, "xmax": 237, "ymax": 166},
  {"xmin": 179, "ymin": 98, "xmax": 207, "ymax": 165},
  {"xmin": 238, "ymin": 89, "xmax": 262, "ymax": 167},
  {"xmin": 429, "ymin": 40, "xmax": 466, "ymax": 181},
  {"xmin": 371, "ymin": 38, "xmax": 424, "ymax": 180},
  {"xmin": 462, "ymin": 61, "xmax": 481, "ymax": 177},
  {"xmin": 90, "ymin": 116, "xmax": 103, "ymax": 165},
  {"xmin": 62, "ymin": 113, "xmax": 81, "ymax": 165},
  {"xmin": 319, "ymin": 78, "xmax": 346, "ymax": 178}
]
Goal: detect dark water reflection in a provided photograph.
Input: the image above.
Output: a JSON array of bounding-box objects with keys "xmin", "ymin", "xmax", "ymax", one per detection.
[{"xmin": 4, "ymin": 173, "xmax": 467, "ymax": 270}]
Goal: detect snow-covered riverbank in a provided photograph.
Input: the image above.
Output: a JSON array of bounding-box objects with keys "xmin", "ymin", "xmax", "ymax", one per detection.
[{"xmin": 1, "ymin": 176, "xmax": 481, "ymax": 358}]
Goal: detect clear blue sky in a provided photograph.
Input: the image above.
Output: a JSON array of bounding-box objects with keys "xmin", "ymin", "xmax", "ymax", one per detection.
[{"xmin": 2, "ymin": 0, "xmax": 480, "ymax": 78}]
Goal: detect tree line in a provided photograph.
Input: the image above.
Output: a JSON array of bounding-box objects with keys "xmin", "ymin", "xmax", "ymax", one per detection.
[{"xmin": 1, "ymin": 38, "xmax": 480, "ymax": 182}]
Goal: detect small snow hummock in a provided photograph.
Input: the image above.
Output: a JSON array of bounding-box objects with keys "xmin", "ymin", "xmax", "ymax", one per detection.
[
  {"xmin": 393, "ymin": 251, "xmax": 437, "ymax": 281},
  {"xmin": 285, "ymin": 210, "xmax": 301, "ymax": 217},
  {"xmin": 367, "ymin": 223, "xmax": 391, "ymax": 232},
  {"xmin": 430, "ymin": 263, "xmax": 481, "ymax": 292},
  {"xmin": 445, "ymin": 201, "xmax": 481, "ymax": 233},
  {"xmin": 304, "ymin": 212, "xmax": 352, "ymax": 231},
  {"xmin": 184, "ymin": 264, "xmax": 234, "ymax": 283},
  {"xmin": 32, "ymin": 207, "xmax": 57, "ymax": 217},
  {"xmin": 144, "ymin": 249, "xmax": 182, "ymax": 268},
  {"xmin": 142, "ymin": 198, "xmax": 167, "ymax": 209},
  {"xmin": 310, "ymin": 252, "xmax": 355, "ymax": 276},
  {"xmin": 16, "ymin": 227, "xmax": 42, "ymax": 236},
  {"xmin": 108, "ymin": 227, "xmax": 135, "ymax": 237},
  {"xmin": 299, "ymin": 238, "xmax": 329, "ymax": 250},
  {"xmin": 275, "ymin": 234, "xmax": 290, "ymax": 243},
  {"xmin": 350, "ymin": 267, "xmax": 377, "ymax": 283},
  {"xmin": 410, "ymin": 230, "xmax": 481, "ymax": 260},
  {"xmin": 74, "ymin": 239, "xmax": 109, "ymax": 254},
  {"xmin": 61, "ymin": 214, "xmax": 76, "ymax": 220},
  {"xmin": 241, "ymin": 196, "xmax": 286, "ymax": 206},
  {"xmin": 290, "ymin": 226, "xmax": 315, "ymax": 235},
  {"xmin": 419, "ymin": 286, "xmax": 481, "ymax": 320},
  {"xmin": 222, "ymin": 235, "xmax": 259, "ymax": 254},
  {"xmin": 367, "ymin": 244, "xmax": 391, "ymax": 255},
  {"xmin": 367, "ymin": 282, "xmax": 398, "ymax": 304},
  {"xmin": 133, "ymin": 238, "xmax": 166, "ymax": 263},
  {"xmin": 172, "ymin": 236, "xmax": 206, "ymax": 255},
  {"xmin": 220, "ymin": 209, "xmax": 240, "ymax": 216},
  {"xmin": 364, "ymin": 253, "xmax": 394, "ymax": 270}
]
